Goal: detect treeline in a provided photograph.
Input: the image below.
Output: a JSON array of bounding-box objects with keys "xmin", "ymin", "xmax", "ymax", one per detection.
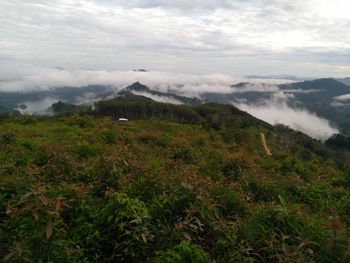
[
  {"xmin": 94, "ymin": 99, "xmax": 201, "ymax": 124},
  {"xmin": 326, "ymin": 134, "xmax": 350, "ymax": 150},
  {"xmin": 51, "ymin": 101, "xmax": 88, "ymax": 114},
  {"xmin": 94, "ymin": 99, "xmax": 270, "ymax": 130},
  {"xmin": 195, "ymin": 103, "xmax": 270, "ymax": 130}
]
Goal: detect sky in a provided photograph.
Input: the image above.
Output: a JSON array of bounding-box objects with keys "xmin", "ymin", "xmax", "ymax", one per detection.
[{"xmin": 1, "ymin": 0, "xmax": 350, "ymax": 77}]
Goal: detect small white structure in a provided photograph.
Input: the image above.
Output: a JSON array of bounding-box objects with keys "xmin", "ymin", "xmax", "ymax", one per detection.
[{"xmin": 118, "ymin": 118, "xmax": 128, "ymax": 122}]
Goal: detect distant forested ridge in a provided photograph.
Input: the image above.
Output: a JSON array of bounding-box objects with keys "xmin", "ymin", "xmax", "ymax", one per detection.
[{"xmin": 94, "ymin": 99, "xmax": 270, "ymax": 131}]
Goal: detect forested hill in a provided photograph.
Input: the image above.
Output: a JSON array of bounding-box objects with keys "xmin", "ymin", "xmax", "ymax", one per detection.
[
  {"xmin": 0, "ymin": 100, "xmax": 350, "ymax": 262},
  {"xmin": 94, "ymin": 98, "xmax": 271, "ymax": 130}
]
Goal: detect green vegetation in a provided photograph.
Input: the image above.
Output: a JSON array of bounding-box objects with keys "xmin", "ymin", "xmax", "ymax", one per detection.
[
  {"xmin": 326, "ymin": 134, "xmax": 350, "ymax": 150},
  {"xmin": 51, "ymin": 101, "xmax": 89, "ymax": 114},
  {"xmin": 0, "ymin": 102, "xmax": 350, "ymax": 262}
]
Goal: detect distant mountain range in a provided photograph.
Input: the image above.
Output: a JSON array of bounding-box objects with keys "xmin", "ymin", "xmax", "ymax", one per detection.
[
  {"xmin": 246, "ymin": 75, "xmax": 314, "ymax": 81},
  {"xmin": 202, "ymin": 78, "xmax": 350, "ymax": 134},
  {"xmin": 1, "ymin": 77, "xmax": 350, "ymax": 135}
]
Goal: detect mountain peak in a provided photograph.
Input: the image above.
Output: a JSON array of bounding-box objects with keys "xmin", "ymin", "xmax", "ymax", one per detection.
[{"xmin": 127, "ymin": 82, "xmax": 150, "ymax": 92}]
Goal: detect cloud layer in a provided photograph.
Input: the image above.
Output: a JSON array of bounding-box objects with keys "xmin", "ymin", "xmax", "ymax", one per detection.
[
  {"xmin": 235, "ymin": 93, "xmax": 338, "ymax": 140},
  {"xmin": 0, "ymin": 64, "xmax": 339, "ymax": 139},
  {"xmin": 0, "ymin": 0, "xmax": 349, "ymax": 76},
  {"xmin": 15, "ymin": 97, "xmax": 59, "ymax": 115},
  {"xmin": 0, "ymin": 63, "xmax": 244, "ymax": 94},
  {"xmin": 334, "ymin": 94, "xmax": 350, "ymax": 101}
]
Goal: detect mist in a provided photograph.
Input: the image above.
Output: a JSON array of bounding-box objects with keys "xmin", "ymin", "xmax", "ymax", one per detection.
[
  {"xmin": 0, "ymin": 63, "xmax": 292, "ymax": 95},
  {"xmin": 334, "ymin": 94, "xmax": 350, "ymax": 101},
  {"xmin": 0, "ymin": 63, "xmax": 339, "ymax": 140},
  {"xmin": 130, "ymin": 91, "xmax": 184, "ymax": 105},
  {"xmin": 15, "ymin": 97, "xmax": 59, "ymax": 115},
  {"xmin": 234, "ymin": 93, "xmax": 338, "ymax": 140}
]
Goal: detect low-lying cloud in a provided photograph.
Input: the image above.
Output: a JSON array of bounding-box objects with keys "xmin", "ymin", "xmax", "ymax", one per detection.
[
  {"xmin": 0, "ymin": 63, "xmax": 291, "ymax": 96},
  {"xmin": 334, "ymin": 94, "xmax": 350, "ymax": 101},
  {"xmin": 130, "ymin": 91, "xmax": 184, "ymax": 105},
  {"xmin": 15, "ymin": 97, "xmax": 59, "ymax": 115},
  {"xmin": 331, "ymin": 93, "xmax": 350, "ymax": 107},
  {"xmin": 234, "ymin": 93, "xmax": 338, "ymax": 140},
  {"xmin": 0, "ymin": 64, "xmax": 339, "ymax": 139},
  {"xmin": 231, "ymin": 82, "xmax": 280, "ymax": 93}
]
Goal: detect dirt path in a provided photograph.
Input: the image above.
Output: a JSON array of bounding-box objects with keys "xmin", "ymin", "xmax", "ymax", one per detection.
[{"xmin": 260, "ymin": 132, "xmax": 272, "ymax": 156}]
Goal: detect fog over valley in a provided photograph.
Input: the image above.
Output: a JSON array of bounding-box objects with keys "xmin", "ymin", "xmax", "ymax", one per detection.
[{"xmin": 1, "ymin": 64, "xmax": 348, "ymax": 140}]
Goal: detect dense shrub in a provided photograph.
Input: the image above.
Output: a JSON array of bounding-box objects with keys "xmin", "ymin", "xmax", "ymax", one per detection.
[
  {"xmin": 2, "ymin": 186, "xmax": 72, "ymax": 262},
  {"xmin": 72, "ymin": 141, "xmax": 100, "ymax": 159},
  {"xmin": 65, "ymin": 114, "xmax": 94, "ymax": 128},
  {"xmin": 100, "ymin": 129, "xmax": 117, "ymax": 144},
  {"xmin": 171, "ymin": 147, "xmax": 194, "ymax": 163},
  {"xmin": 220, "ymin": 159, "xmax": 241, "ymax": 181},
  {"xmin": 0, "ymin": 114, "xmax": 349, "ymax": 262},
  {"xmin": 70, "ymin": 192, "xmax": 153, "ymax": 262},
  {"xmin": 138, "ymin": 134, "xmax": 170, "ymax": 147},
  {"xmin": 245, "ymin": 179, "xmax": 281, "ymax": 202},
  {"xmin": 326, "ymin": 134, "xmax": 350, "ymax": 149},
  {"xmin": 153, "ymin": 241, "xmax": 211, "ymax": 263},
  {"xmin": 19, "ymin": 115, "xmax": 38, "ymax": 125},
  {"xmin": 0, "ymin": 132, "xmax": 16, "ymax": 145},
  {"xmin": 209, "ymin": 185, "xmax": 246, "ymax": 218}
]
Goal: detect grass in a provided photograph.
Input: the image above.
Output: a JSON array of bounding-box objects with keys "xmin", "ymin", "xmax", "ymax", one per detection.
[{"xmin": 0, "ymin": 115, "xmax": 349, "ymax": 262}]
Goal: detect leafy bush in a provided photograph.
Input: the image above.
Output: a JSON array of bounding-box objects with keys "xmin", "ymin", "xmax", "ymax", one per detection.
[
  {"xmin": 21, "ymin": 139, "xmax": 36, "ymax": 151},
  {"xmin": 19, "ymin": 115, "xmax": 38, "ymax": 125},
  {"xmin": 152, "ymin": 187, "xmax": 197, "ymax": 220},
  {"xmin": 100, "ymin": 129, "xmax": 117, "ymax": 144},
  {"xmin": 245, "ymin": 179, "xmax": 281, "ymax": 202},
  {"xmin": 33, "ymin": 147, "xmax": 52, "ymax": 167},
  {"xmin": 70, "ymin": 192, "xmax": 153, "ymax": 262},
  {"xmin": 209, "ymin": 185, "xmax": 246, "ymax": 218},
  {"xmin": 65, "ymin": 114, "xmax": 94, "ymax": 128},
  {"xmin": 239, "ymin": 198, "xmax": 321, "ymax": 262},
  {"xmin": 220, "ymin": 159, "xmax": 241, "ymax": 181},
  {"xmin": 0, "ymin": 132, "xmax": 16, "ymax": 145},
  {"xmin": 338, "ymin": 199, "xmax": 350, "ymax": 226},
  {"xmin": 72, "ymin": 141, "xmax": 100, "ymax": 159},
  {"xmin": 171, "ymin": 148, "xmax": 193, "ymax": 163},
  {"xmin": 2, "ymin": 185, "xmax": 72, "ymax": 262},
  {"xmin": 153, "ymin": 241, "xmax": 211, "ymax": 263},
  {"xmin": 326, "ymin": 134, "xmax": 350, "ymax": 149},
  {"xmin": 138, "ymin": 134, "xmax": 170, "ymax": 147}
]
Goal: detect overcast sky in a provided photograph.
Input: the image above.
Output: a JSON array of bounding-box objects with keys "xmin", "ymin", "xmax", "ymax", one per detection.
[{"xmin": 1, "ymin": 0, "xmax": 349, "ymax": 77}]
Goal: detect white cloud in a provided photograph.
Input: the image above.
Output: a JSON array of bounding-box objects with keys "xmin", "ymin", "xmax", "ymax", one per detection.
[
  {"xmin": 111, "ymin": 0, "xmax": 235, "ymax": 11},
  {"xmin": 282, "ymin": 89, "xmax": 319, "ymax": 94},
  {"xmin": 73, "ymin": 92, "xmax": 106, "ymax": 105},
  {"xmin": 0, "ymin": 63, "xmax": 243, "ymax": 94},
  {"xmin": 332, "ymin": 93, "xmax": 350, "ymax": 107},
  {"xmin": 234, "ymin": 94, "xmax": 338, "ymax": 140},
  {"xmin": 330, "ymin": 101, "xmax": 350, "ymax": 107},
  {"xmin": 130, "ymin": 91, "xmax": 184, "ymax": 104},
  {"xmin": 15, "ymin": 97, "xmax": 59, "ymax": 115},
  {"xmin": 230, "ymin": 82, "xmax": 281, "ymax": 93},
  {"xmin": 334, "ymin": 94, "xmax": 350, "ymax": 101},
  {"xmin": 0, "ymin": 0, "xmax": 349, "ymax": 76}
]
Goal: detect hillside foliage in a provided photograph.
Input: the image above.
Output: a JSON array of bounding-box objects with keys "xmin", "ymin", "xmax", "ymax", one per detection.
[{"xmin": 0, "ymin": 102, "xmax": 350, "ymax": 262}]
